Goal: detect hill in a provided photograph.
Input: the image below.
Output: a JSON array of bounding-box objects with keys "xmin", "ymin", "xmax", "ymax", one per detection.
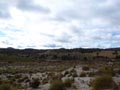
[{"xmin": 0, "ymin": 47, "xmax": 120, "ymax": 62}]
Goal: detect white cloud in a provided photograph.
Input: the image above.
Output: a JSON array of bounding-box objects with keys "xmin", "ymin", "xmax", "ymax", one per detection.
[{"xmin": 0, "ymin": 0, "xmax": 120, "ymax": 49}]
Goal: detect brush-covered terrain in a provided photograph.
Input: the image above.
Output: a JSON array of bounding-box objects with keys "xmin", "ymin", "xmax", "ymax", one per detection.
[{"xmin": 0, "ymin": 48, "xmax": 120, "ymax": 90}]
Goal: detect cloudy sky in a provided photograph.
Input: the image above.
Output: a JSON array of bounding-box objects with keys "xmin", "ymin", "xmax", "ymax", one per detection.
[{"xmin": 0, "ymin": 0, "xmax": 120, "ymax": 49}]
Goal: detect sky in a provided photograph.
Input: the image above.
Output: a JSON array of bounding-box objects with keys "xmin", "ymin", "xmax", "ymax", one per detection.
[{"xmin": 0, "ymin": 0, "xmax": 120, "ymax": 49}]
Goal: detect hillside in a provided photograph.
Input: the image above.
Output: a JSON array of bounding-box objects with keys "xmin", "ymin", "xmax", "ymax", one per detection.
[{"xmin": 0, "ymin": 47, "xmax": 120, "ymax": 62}]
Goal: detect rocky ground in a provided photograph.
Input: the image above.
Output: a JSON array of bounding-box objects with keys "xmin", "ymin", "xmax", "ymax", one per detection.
[{"xmin": 0, "ymin": 63, "xmax": 120, "ymax": 90}]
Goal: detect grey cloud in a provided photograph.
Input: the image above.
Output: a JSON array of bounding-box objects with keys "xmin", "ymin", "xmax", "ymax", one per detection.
[
  {"xmin": 50, "ymin": 16, "xmax": 67, "ymax": 22},
  {"xmin": 40, "ymin": 33, "xmax": 55, "ymax": 38},
  {"xmin": 93, "ymin": 0, "xmax": 120, "ymax": 25},
  {"xmin": 55, "ymin": 33, "xmax": 72, "ymax": 43},
  {"xmin": 17, "ymin": 0, "xmax": 50, "ymax": 13},
  {"xmin": 0, "ymin": 9, "xmax": 11, "ymax": 19},
  {"xmin": 55, "ymin": 0, "xmax": 120, "ymax": 48},
  {"xmin": 54, "ymin": 9, "xmax": 82, "ymax": 22},
  {"xmin": 53, "ymin": 0, "xmax": 120, "ymax": 26},
  {"xmin": 52, "ymin": 1, "xmax": 93, "ymax": 22},
  {"xmin": 69, "ymin": 23, "xmax": 120, "ymax": 48},
  {"xmin": 0, "ymin": 0, "xmax": 50, "ymax": 19},
  {"xmin": 43, "ymin": 44, "xmax": 62, "ymax": 48},
  {"xmin": 17, "ymin": 45, "xmax": 24, "ymax": 49},
  {"xmin": 0, "ymin": 3, "xmax": 11, "ymax": 19},
  {"xmin": 1, "ymin": 40, "xmax": 12, "ymax": 45},
  {"xmin": 26, "ymin": 45, "xmax": 36, "ymax": 48},
  {"xmin": 70, "ymin": 26, "xmax": 84, "ymax": 36},
  {"xmin": 40, "ymin": 32, "xmax": 72, "ymax": 43}
]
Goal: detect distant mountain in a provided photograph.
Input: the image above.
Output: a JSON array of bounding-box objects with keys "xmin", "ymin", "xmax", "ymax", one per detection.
[{"xmin": 0, "ymin": 47, "xmax": 120, "ymax": 62}]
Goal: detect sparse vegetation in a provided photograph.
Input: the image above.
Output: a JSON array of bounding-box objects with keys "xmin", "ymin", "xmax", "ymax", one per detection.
[
  {"xmin": 91, "ymin": 75, "xmax": 115, "ymax": 90},
  {"xmin": 49, "ymin": 78, "xmax": 74, "ymax": 90},
  {"xmin": 0, "ymin": 84, "xmax": 12, "ymax": 90},
  {"xmin": 98, "ymin": 66, "xmax": 114, "ymax": 76},
  {"xmin": 0, "ymin": 48, "xmax": 119, "ymax": 90},
  {"xmin": 0, "ymin": 79, "xmax": 22, "ymax": 90}
]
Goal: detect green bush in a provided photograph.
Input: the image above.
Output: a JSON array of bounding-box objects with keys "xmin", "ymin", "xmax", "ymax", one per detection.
[
  {"xmin": 49, "ymin": 80, "xmax": 66, "ymax": 90},
  {"xmin": 82, "ymin": 66, "xmax": 90, "ymax": 71},
  {"xmin": 63, "ymin": 78, "xmax": 74, "ymax": 87},
  {"xmin": 30, "ymin": 78, "xmax": 40, "ymax": 89},
  {"xmin": 14, "ymin": 74, "xmax": 22, "ymax": 79},
  {"xmin": 98, "ymin": 66, "xmax": 114, "ymax": 76},
  {"xmin": 116, "ymin": 55, "xmax": 120, "ymax": 59},
  {"xmin": 80, "ymin": 72, "xmax": 87, "ymax": 77},
  {"xmin": 87, "ymin": 72, "xmax": 95, "ymax": 77},
  {"xmin": 91, "ymin": 75, "xmax": 114, "ymax": 90},
  {"xmin": 41, "ymin": 78, "xmax": 48, "ymax": 85},
  {"xmin": 0, "ymin": 80, "xmax": 21, "ymax": 90},
  {"xmin": 0, "ymin": 84, "xmax": 12, "ymax": 90}
]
